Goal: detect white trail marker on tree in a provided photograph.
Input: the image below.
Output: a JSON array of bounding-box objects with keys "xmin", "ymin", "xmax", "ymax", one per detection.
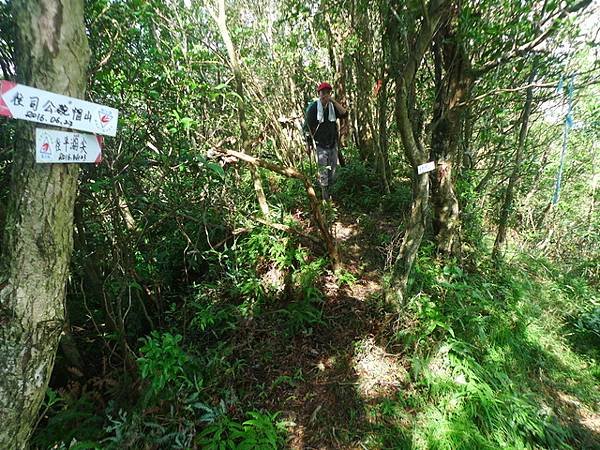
[
  {"xmin": 1, "ymin": 80, "xmax": 118, "ymax": 136},
  {"xmin": 417, "ymin": 161, "xmax": 436, "ymax": 175},
  {"xmin": 36, "ymin": 129, "xmax": 103, "ymax": 164}
]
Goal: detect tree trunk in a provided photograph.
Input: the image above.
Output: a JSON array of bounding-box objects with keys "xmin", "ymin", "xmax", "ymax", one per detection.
[
  {"xmin": 392, "ymin": 172, "xmax": 430, "ymax": 297},
  {"xmin": 354, "ymin": 69, "xmax": 375, "ymax": 162},
  {"xmin": 209, "ymin": 0, "xmax": 269, "ymax": 217},
  {"xmin": 432, "ymin": 161, "xmax": 461, "ymax": 254},
  {"xmin": 316, "ymin": 18, "xmax": 348, "ymax": 164},
  {"xmin": 377, "ymin": 24, "xmax": 391, "ymax": 193},
  {"xmin": 430, "ymin": 20, "xmax": 472, "ymax": 257},
  {"xmin": 388, "ymin": 0, "xmax": 449, "ymax": 304},
  {"xmin": 0, "ymin": 0, "xmax": 90, "ymax": 447},
  {"xmin": 492, "ymin": 66, "xmax": 536, "ymax": 261},
  {"xmin": 586, "ymin": 166, "xmax": 598, "ymax": 238}
]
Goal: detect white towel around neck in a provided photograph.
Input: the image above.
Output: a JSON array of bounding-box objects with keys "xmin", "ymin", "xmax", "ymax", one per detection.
[{"xmin": 317, "ymin": 100, "xmax": 336, "ymax": 123}]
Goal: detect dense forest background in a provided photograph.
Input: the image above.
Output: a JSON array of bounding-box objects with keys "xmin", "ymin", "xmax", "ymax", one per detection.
[{"xmin": 0, "ymin": 0, "xmax": 599, "ymax": 448}]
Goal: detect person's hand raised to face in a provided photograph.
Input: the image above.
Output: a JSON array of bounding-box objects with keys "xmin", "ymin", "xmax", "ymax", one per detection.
[{"xmin": 319, "ymin": 88, "xmax": 332, "ymax": 106}]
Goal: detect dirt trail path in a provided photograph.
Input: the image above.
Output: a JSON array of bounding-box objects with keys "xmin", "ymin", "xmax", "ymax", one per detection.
[
  {"xmin": 228, "ymin": 207, "xmax": 600, "ymax": 449},
  {"xmin": 230, "ymin": 209, "xmax": 409, "ymax": 448}
]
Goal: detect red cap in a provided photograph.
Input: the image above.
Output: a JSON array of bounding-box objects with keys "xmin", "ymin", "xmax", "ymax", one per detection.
[{"xmin": 317, "ymin": 82, "xmax": 332, "ymax": 92}]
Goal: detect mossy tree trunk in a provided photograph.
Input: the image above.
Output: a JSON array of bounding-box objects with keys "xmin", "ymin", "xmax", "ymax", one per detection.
[{"xmin": 0, "ymin": 0, "xmax": 90, "ymax": 447}]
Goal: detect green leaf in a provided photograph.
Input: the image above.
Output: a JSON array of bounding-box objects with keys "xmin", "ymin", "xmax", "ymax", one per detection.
[{"xmin": 206, "ymin": 162, "xmax": 225, "ymax": 178}]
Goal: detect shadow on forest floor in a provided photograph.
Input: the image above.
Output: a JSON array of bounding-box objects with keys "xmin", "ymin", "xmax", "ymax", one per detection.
[
  {"xmin": 226, "ymin": 209, "xmax": 406, "ymax": 448},
  {"xmin": 221, "ymin": 203, "xmax": 600, "ymax": 449}
]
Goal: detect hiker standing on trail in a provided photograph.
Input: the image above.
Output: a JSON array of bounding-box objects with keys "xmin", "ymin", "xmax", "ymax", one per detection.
[{"xmin": 304, "ymin": 82, "xmax": 348, "ymax": 201}]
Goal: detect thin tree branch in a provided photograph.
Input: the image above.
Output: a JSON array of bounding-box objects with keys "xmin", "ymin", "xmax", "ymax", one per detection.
[{"xmin": 213, "ymin": 148, "xmax": 341, "ymax": 270}]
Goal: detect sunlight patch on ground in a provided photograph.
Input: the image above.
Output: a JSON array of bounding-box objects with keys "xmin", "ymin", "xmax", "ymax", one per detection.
[
  {"xmin": 427, "ymin": 344, "xmax": 452, "ymax": 380},
  {"xmin": 556, "ymin": 391, "xmax": 600, "ymax": 434},
  {"xmin": 347, "ymin": 278, "xmax": 381, "ymax": 301},
  {"xmin": 332, "ymin": 221, "xmax": 359, "ymax": 241},
  {"xmin": 352, "ymin": 337, "xmax": 407, "ymax": 400},
  {"xmin": 261, "ymin": 265, "xmax": 285, "ymax": 294}
]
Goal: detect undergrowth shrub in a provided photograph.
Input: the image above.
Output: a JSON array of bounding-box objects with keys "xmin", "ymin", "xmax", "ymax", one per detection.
[
  {"xmin": 392, "ymin": 251, "xmax": 599, "ymax": 449},
  {"xmin": 138, "ymin": 331, "xmax": 188, "ymax": 397},
  {"xmin": 31, "ymin": 390, "xmax": 104, "ymax": 449},
  {"xmin": 102, "ymin": 224, "xmax": 316, "ymax": 448},
  {"xmin": 456, "ymin": 172, "xmax": 486, "ymax": 255},
  {"xmin": 272, "ymin": 174, "xmax": 309, "ymax": 211},
  {"xmin": 34, "ymin": 195, "xmax": 330, "ymax": 449},
  {"xmin": 222, "ymin": 226, "xmax": 300, "ymax": 305},
  {"xmin": 332, "ymin": 161, "xmax": 380, "ymax": 209},
  {"xmin": 196, "ymin": 410, "xmax": 287, "ymax": 449},
  {"xmin": 277, "ymin": 256, "xmax": 326, "ymax": 335},
  {"xmin": 186, "ymin": 282, "xmax": 238, "ymax": 335},
  {"xmin": 577, "ymin": 306, "xmax": 600, "ymax": 338},
  {"xmin": 381, "ymin": 183, "xmax": 412, "ymax": 214}
]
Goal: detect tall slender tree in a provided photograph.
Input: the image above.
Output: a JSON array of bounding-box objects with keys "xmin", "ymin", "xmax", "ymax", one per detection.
[
  {"xmin": 430, "ymin": 6, "xmax": 472, "ymax": 257},
  {"xmin": 208, "ymin": 0, "xmax": 270, "ymax": 218},
  {"xmin": 389, "ymin": 0, "xmax": 450, "ymax": 302},
  {"xmin": 492, "ymin": 65, "xmax": 537, "ymax": 260}
]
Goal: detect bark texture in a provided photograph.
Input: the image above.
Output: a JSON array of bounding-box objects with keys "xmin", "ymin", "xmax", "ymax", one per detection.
[
  {"xmin": 0, "ymin": 0, "xmax": 90, "ymax": 447},
  {"xmin": 389, "ymin": 0, "xmax": 449, "ymax": 303},
  {"xmin": 431, "ymin": 17, "xmax": 472, "ymax": 257}
]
